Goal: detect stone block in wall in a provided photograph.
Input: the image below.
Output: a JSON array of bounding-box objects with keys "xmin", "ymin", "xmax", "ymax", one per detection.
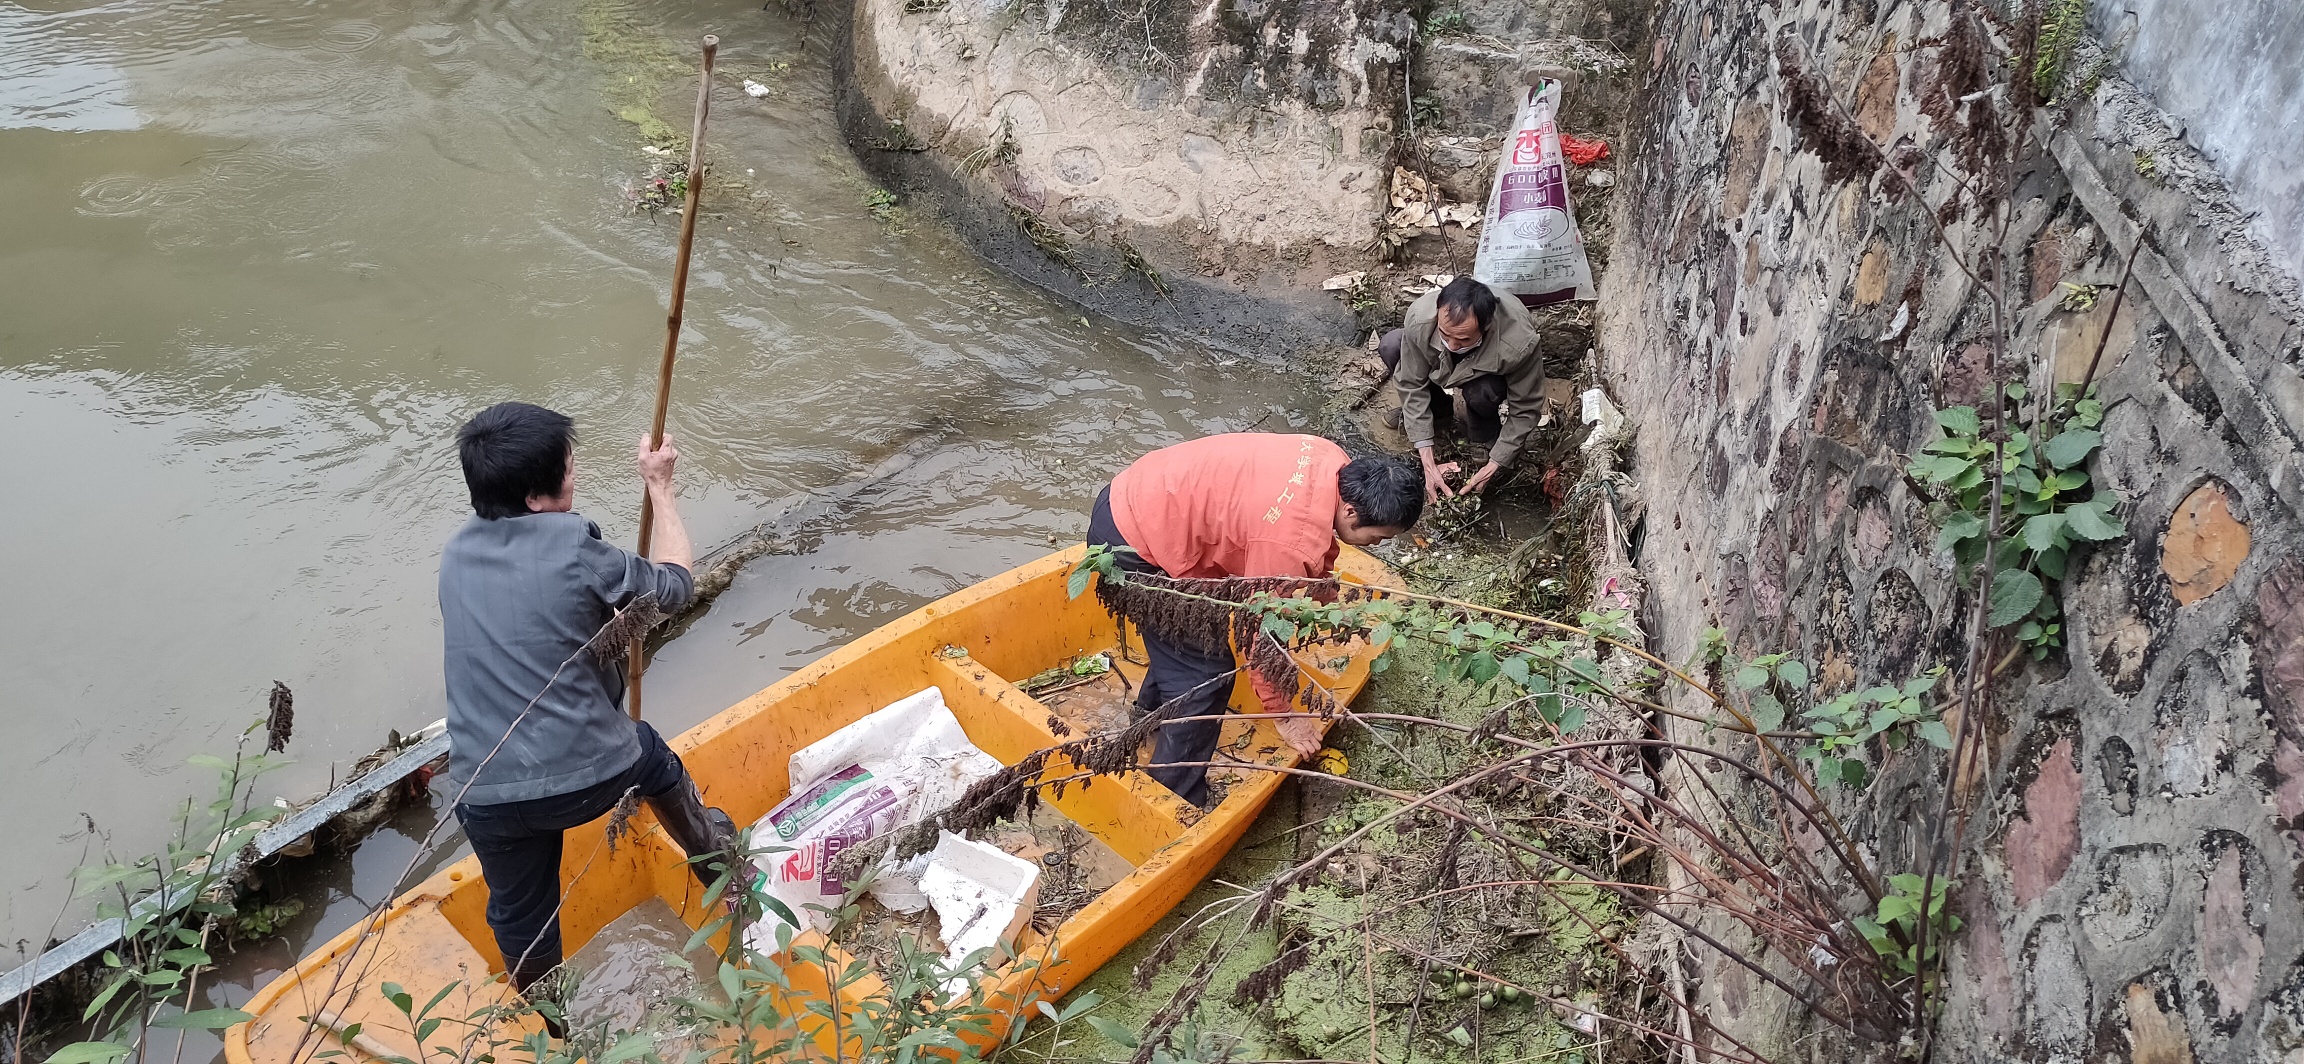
[
  {"xmin": 2123, "ymin": 980, "xmax": 2198, "ymax": 1064},
  {"xmin": 2006, "ymin": 737, "xmax": 2083, "ymax": 906},
  {"xmin": 2257, "ymin": 559, "xmax": 2304, "ymax": 741},
  {"xmin": 2042, "ymin": 295, "xmax": 2139, "ymax": 385},
  {"xmin": 2161, "ymin": 479, "xmax": 2249, "ymax": 606}
]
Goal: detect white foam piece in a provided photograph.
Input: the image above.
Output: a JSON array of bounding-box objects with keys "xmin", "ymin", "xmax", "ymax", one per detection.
[{"xmin": 918, "ymin": 830, "xmax": 1041, "ymax": 985}]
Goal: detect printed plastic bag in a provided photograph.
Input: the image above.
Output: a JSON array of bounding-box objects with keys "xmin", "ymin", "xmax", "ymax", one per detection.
[
  {"xmin": 742, "ymin": 687, "xmax": 1003, "ymax": 951},
  {"xmin": 1472, "ymin": 80, "xmax": 1595, "ymax": 307}
]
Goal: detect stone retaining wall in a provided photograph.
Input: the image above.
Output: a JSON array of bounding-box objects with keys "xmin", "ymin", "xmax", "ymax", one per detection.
[{"xmin": 1596, "ymin": 0, "xmax": 2304, "ymax": 1058}]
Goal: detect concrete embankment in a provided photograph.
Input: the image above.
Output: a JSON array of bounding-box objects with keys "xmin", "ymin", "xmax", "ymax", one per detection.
[{"xmin": 823, "ymin": 0, "xmax": 1410, "ymax": 352}]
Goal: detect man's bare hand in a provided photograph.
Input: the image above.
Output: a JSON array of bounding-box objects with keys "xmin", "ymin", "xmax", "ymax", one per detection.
[
  {"xmin": 1461, "ymin": 461, "xmax": 1502, "ymax": 495},
  {"xmin": 1419, "ymin": 449, "xmax": 1461, "ymax": 505},
  {"xmin": 637, "ymin": 433, "xmax": 679, "ymax": 490},
  {"xmin": 1276, "ymin": 713, "xmax": 1324, "ymax": 759}
]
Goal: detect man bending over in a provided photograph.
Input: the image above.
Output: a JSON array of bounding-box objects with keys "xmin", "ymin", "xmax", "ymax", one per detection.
[
  {"xmin": 439, "ymin": 402, "xmax": 739, "ymax": 995},
  {"xmin": 1378, "ymin": 275, "xmax": 1546, "ymax": 502},
  {"xmin": 1085, "ymin": 433, "xmax": 1423, "ymax": 807}
]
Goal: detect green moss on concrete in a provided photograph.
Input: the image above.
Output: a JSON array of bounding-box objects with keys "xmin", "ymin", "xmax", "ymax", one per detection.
[
  {"xmin": 1003, "ymin": 788, "xmax": 1297, "ymax": 1064},
  {"xmin": 1007, "ymin": 638, "xmax": 1632, "ymax": 1064}
]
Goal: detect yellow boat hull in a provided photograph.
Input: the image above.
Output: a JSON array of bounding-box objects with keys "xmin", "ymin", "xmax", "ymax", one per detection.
[{"xmin": 226, "ymin": 545, "xmax": 1395, "ymax": 1064}]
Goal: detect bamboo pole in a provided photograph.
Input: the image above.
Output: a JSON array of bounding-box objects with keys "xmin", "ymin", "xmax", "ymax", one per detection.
[{"xmin": 629, "ymin": 33, "xmax": 718, "ymax": 721}]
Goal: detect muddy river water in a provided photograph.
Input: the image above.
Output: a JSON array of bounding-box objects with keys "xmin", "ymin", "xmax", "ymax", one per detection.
[{"xmin": 0, "ymin": 0, "xmax": 1307, "ymax": 984}]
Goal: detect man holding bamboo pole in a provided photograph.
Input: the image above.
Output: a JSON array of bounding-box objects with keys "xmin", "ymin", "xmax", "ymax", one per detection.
[{"xmin": 437, "ymin": 401, "xmax": 738, "ymax": 997}]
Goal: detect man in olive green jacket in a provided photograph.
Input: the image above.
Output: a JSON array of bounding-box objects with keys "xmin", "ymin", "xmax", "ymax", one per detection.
[{"xmin": 1378, "ymin": 276, "xmax": 1546, "ymax": 503}]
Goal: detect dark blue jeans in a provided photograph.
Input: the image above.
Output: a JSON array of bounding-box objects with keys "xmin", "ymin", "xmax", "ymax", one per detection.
[
  {"xmin": 1088, "ymin": 485, "xmax": 1235, "ymax": 809},
  {"xmin": 453, "ymin": 721, "xmax": 691, "ymax": 990}
]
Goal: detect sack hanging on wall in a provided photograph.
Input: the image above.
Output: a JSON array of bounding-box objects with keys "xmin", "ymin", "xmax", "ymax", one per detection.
[{"xmin": 1472, "ymin": 80, "xmax": 1596, "ymax": 307}]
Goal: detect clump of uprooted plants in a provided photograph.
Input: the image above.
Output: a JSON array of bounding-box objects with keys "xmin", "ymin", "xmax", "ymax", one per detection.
[{"xmin": 916, "ymin": 546, "xmax": 1972, "ymax": 1064}]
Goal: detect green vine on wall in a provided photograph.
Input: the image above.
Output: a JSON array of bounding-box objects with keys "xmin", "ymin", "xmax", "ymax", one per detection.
[{"xmin": 1907, "ymin": 382, "xmax": 2125, "ymax": 658}]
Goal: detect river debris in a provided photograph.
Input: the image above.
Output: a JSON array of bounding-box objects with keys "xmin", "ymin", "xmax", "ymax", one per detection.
[
  {"xmin": 1, "ymin": 721, "xmax": 448, "ymax": 1047},
  {"xmin": 1018, "ymin": 652, "xmax": 1114, "ymax": 696},
  {"xmin": 1387, "ymin": 167, "xmax": 1482, "ymax": 232},
  {"xmin": 627, "ymin": 158, "xmax": 693, "ymax": 217},
  {"xmin": 266, "ymin": 681, "xmax": 295, "ymax": 752}
]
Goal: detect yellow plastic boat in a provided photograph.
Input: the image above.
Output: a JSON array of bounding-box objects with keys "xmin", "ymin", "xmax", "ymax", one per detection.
[{"xmin": 226, "ymin": 545, "xmax": 1395, "ymax": 1064}]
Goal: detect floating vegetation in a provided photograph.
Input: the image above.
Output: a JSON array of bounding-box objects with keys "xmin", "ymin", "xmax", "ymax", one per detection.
[
  {"xmin": 264, "ymin": 681, "xmax": 294, "ymax": 753},
  {"xmin": 580, "ymin": 0, "xmax": 692, "ymax": 149},
  {"xmin": 624, "ymin": 159, "xmax": 691, "ymax": 217},
  {"xmin": 866, "ymin": 118, "xmax": 927, "ymax": 152},
  {"xmin": 1018, "ymin": 652, "xmax": 1114, "ymax": 695}
]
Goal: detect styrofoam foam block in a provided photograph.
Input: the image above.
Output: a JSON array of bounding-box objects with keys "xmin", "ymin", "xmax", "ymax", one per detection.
[{"xmin": 918, "ymin": 830, "xmax": 1040, "ymax": 981}]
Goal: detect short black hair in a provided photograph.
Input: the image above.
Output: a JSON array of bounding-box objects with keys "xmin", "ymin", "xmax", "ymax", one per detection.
[
  {"xmin": 1338, "ymin": 456, "xmax": 1424, "ymax": 530},
  {"xmin": 1436, "ymin": 276, "xmax": 1500, "ymax": 335},
  {"xmin": 457, "ymin": 402, "xmax": 575, "ymax": 519}
]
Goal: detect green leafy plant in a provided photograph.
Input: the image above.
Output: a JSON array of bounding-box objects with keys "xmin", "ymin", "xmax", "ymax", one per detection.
[
  {"xmin": 1422, "ymin": 9, "xmax": 1471, "ymax": 35},
  {"xmin": 1409, "ymin": 94, "xmax": 1443, "ymax": 128},
  {"xmin": 1057, "ymin": 555, "xmax": 2012, "ymax": 1044},
  {"xmin": 1799, "ymin": 671, "xmax": 1952, "ymax": 789},
  {"xmin": 1701, "ymin": 632, "xmax": 1950, "ymax": 788},
  {"xmin": 2033, "ymin": 0, "xmax": 2087, "ymax": 100},
  {"xmin": 1906, "ymin": 382, "xmax": 2124, "ymax": 648},
  {"xmin": 1852, "ymin": 874, "xmax": 1961, "ymax": 978},
  {"xmin": 1715, "ymin": 644, "xmax": 1807, "ymax": 734},
  {"xmin": 53, "ymin": 719, "xmax": 290, "ymax": 1064},
  {"xmin": 865, "ymin": 187, "xmax": 903, "ymax": 224}
]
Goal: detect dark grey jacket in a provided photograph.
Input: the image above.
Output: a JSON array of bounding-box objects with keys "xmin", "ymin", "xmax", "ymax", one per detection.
[
  {"xmin": 1393, "ymin": 282, "xmax": 1546, "ymax": 467},
  {"xmin": 439, "ymin": 511, "xmax": 694, "ymax": 806}
]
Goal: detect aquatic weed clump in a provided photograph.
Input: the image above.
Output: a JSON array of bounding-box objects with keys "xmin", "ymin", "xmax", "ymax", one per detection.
[{"xmin": 579, "ymin": 0, "xmax": 689, "ymax": 148}]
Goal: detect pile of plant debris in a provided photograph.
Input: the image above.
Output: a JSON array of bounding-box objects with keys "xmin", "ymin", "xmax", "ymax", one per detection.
[{"xmin": 1245, "ymin": 640, "xmax": 1653, "ymax": 1064}]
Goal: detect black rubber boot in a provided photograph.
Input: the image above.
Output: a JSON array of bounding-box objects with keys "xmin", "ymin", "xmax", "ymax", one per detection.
[{"xmin": 646, "ymin": 778, "xmax": 742, "ymax": 890}]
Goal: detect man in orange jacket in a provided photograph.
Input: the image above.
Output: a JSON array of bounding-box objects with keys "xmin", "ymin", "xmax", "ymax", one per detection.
[{"xmin": 1085, "ymin": 433, "xmax": 1423, "ymax": 807}]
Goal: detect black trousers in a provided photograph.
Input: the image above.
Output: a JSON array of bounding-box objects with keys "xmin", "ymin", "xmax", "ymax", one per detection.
[
  {"xmin": 1087, "ymin": 485, "xmax": 1235, "ymax": 809},
  {"xmin": 453, "ymin": 721, "xmax": 700, "ymax": 990},
  {"xmin": 1378, "ymin": 328, "xmax": 1507, "ymax": 450}
]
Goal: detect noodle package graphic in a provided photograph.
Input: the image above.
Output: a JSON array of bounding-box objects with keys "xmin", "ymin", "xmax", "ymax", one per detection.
[{"xmin": 1473, "ymin": 79, "xmax": 1596, "ymax": 307}]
